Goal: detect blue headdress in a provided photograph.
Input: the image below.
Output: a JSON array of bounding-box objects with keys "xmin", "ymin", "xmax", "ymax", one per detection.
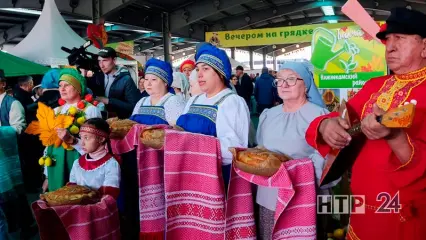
[
  {"xmin": 195, "ymin": 43, "xmax": 232, "ymax": 86},
  {"xmin": 41, "ymin": 69, "xmax": 60, "ymax": 89},
  {"xmin": 278, "ymin": 62, "xmax": 325, "ymax": 108},
  {"xmin": 145, "ymin": 58, "xmax": 174, "ymax": 93}
]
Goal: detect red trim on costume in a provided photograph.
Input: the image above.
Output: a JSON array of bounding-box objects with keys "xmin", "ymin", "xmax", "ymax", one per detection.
[
  {"xmin": 66, "ymin": 182, "xmax": 77, "ymax": 186},
  {"xmin": 78, "ymin": 153, "xmax": 113, "ymax": 171},
  {"xmin": 305, "ymin": 112, "xmax": 339, "ymax": 157},
  {"xmin": 99, "ymin": 186, "xmax": 120, "ymax": 200}
]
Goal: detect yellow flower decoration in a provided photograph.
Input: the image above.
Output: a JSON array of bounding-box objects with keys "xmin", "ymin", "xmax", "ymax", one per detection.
[{"xmin": 25, "ymin": 102, "xmax": 74, "ymax": 147}]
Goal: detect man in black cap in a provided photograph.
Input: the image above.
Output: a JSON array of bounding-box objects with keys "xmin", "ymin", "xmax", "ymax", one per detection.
[
  {"xmin": 305, "ymin": 8, "xmax": 426, "ymax": 240},
  {"xmin": 89, "ymin": 47, "xmax": 141, "ymax": 119}
]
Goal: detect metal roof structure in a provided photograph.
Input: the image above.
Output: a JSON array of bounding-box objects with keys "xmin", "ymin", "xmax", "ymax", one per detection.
[{"xmin": 0, "ymin": 0, "xmax": 424, "ymax": 59}]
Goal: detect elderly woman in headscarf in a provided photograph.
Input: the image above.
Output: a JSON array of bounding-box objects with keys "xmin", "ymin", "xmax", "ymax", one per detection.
[
  {"xmin": 255, "ymin": 62, "xmax": 336, "ymax": 239},
  {"xmin": 43, "ymin": 69, "xmax": 102, "ymax": 192},
  {"xmin": 130, "ymin": 58, "xmax": 185, "ymax": 126},
  {"xmin": 176, "ymin": 43, "xmax": 250, "ymax": 190},
  {"xmin": 172, "ymin": 72, "xmax": 190, "ymax": 101}
]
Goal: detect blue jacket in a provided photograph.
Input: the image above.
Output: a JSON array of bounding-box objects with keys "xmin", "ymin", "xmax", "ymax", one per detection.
[
  {"xmin": 0, "ymin": 95, "xmax": 15, "ymax": 126},
  {"xmin": 254, "ymin": 73, "xmax": 276, "ymax": 105}
]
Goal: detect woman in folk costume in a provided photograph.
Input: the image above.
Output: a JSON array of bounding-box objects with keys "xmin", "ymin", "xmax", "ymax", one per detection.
[
  {"xmin": 43, "ymin": 69, "xmax": 102, "ymax": 192},
  {"xmin": 69, "ymin": 118, "xmax": 120, "ymax": 199},
  {"xmin": 172, "ymin": 72, "xmax": 190, "ymax": 101},
  {"xmin": 180, "ymin": 59, "xmax": 196, "ymax": 79},
  {"xmin": 130, "ymin": 58, "xmax": 185, "ymax": 126},
  {"xmin": 255, "ymin": 62, "xmax": 338, "ymax": 239},
  {"xmin": 176, "ymin": 43, "xmax": 250, "ymax": 189}
]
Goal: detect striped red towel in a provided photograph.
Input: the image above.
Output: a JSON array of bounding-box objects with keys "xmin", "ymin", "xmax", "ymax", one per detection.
[
  {"xmin": 163, "ymin": 130, "xmax": 227, "ymax": 239},
  {"xmin": 111, "ymin": 124, "xmax": 170, "ymax": 240},
  {"xmin": 32, "ymin": 195, "xmax": 120, "ymax": 240},
  {"xmin": 234, "ymin": 151, "xmax": 317, "ymax": 240}
]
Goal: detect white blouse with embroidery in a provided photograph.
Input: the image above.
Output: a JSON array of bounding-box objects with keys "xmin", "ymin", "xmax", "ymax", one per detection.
[
  {"xmin": 131, "ymin": 93, "xmax": 186, "ymax": 126},
  {"xmin": 69, "ymin": 154, "xmax": 121, "ymax": 190},
  {"xmin": 182, "ymin": 88, "xmax": 250, "ymax": 165}
]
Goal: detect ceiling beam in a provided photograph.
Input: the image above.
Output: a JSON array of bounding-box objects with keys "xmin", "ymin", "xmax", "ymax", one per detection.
[
  {"xmin": 106, "ymin": 7, "xmax": 163, "ymax": 32},
  {"xmin": 169, "ymin": 0, "xmax": 253, "ymax": 31},
  {"xmin": 170, "ymin": 48, "xmax": 197, "ymax": 60},
  {"xmin": 0, "ymin": 0, "xmax": 92, "ymax": 18},
  {"xmin": 101, "ymin": 0, "xmax": 139, "ymax": 17},
  {"xmin": 256, "ymin": 14, "xmax": 389, "ymax": 31},
  {"xmin": 137, "ymin": 38, "xmax": 197, "ymax": 52},
  {"xmin": 153, "ymin": 43, "xmax": 197, "ymax": 57},
  {"xmin": 0, "ymin": 20, "xmax": 36, "ymax": 45},
  {"xmin": 211, "ymin": 1, "xmax": 345, "ymax": 31}
]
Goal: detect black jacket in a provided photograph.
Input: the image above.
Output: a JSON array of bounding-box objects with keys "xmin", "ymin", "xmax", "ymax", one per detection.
[
  {"xmin": 13, "ymin": 87, "xmax": 35, "ymax": 123},
  {"xmin": 89, "ymin": 68, "xmax": 141, "ymax": 119},
  {"xmin": 237, "ymin": 73, "xmax": 253, "ymax": 104}
]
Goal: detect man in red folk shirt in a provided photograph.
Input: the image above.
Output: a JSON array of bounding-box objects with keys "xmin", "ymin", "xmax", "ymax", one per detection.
[{"xmin": 306, "ymin": 7, "xmax": 426, "ymax": 240}]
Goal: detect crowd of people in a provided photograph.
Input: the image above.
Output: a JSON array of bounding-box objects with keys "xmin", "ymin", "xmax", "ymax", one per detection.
[{"xmin": 0, "ymin": 6, "xmax": 425, "ymax": 240}]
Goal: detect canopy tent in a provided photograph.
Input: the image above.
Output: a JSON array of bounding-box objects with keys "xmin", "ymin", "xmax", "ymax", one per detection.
[
  {"xmin": 0, "ymin": 51, "xmax": 49, "ymax": 77},
  {"xmin": 9, "ymin": 0, "xmax": 99, "ymax": 66}
]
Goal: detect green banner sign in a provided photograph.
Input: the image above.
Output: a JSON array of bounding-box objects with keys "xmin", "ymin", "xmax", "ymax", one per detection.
[{"xmin": 311, "ymin": 25, "xmax": 387, "ymax": 89}]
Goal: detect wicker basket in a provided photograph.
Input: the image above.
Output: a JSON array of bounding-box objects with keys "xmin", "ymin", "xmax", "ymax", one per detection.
[
  {"xmin": 229, "ymin": 147, "xmax": 291, "ymax": 177},
  {"xmin": 108, "ymin": 118, "xmax": 138, "ymax": 139},
  {"xmin": 40, "ymin": 185, "xmax": 99, "ymax": 207}
]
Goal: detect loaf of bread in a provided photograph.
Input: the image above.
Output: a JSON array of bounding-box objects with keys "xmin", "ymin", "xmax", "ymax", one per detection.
[
  {"xmin": 40, "ymin": 185, "xmax": 99, "ymax": 206},
  {"xmin": 230, "ymin": 147, "xmax": 291, "ymax": 177},
  {"xmin": 140, "ymin": 128, "xmax": 165, "ymax": 149},
  {"xmin": 108, "ymin": 118, "xmax": 138, "ymax": 139}
]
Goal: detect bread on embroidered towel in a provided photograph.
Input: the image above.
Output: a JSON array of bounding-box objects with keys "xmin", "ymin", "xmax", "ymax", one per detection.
[
  {"xmin": 32, "ymin": 195, "xmax": 121, "ymax": 240},
  {"xmin": 111, "ymin": 124, "xmax": 171, "ymax": 240},
  {"xmin": 230, "ymin": 147, "xmax": 292, "ymax": 177},
  {"xmin": 40, "ymin": 185, "xmax": 99, "ymax": 206},
  {"xmin": 232, "ymin": 148, "xmax": 317, "ymax": 240},
  {"xmin": 163, "ymin": 130, "xmax": 227, "ymax": 239},
  {"xmin": 107, "ymin": 118, "xmax": 138, "ymax": 139}
]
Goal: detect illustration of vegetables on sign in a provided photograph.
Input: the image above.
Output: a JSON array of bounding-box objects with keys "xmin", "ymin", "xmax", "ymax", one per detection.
[{"xmin": 311, "ymin": 25, "xmax": 387, "ymax": 89}]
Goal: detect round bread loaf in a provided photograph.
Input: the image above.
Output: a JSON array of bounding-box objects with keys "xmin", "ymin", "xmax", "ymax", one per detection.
[
  {"xmin": 108, "ymin": 119, "xmax": 138, "ymax": 139},
  {"xmin": 40, "ymin": 185, "xmax": 99, "ymax": 206},
  {"xmin": 233, "ymin": 148, "xmax": 291, "ymax": 177},
  {"xmin": 141, "ymin": 128, "xmax": 165, "ymax": 149}
]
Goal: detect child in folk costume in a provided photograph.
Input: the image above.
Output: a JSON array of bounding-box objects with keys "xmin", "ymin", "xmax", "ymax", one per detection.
[
  {"xmin": 130, "ymin": 58, "xmax": 185, "ymax": 126},
  {"xmin": 176, "ymin": 43, "xmax": 250, "ymax": 189},
  {"xmin": 33, "ymin": 119, "xmax": 121, "ymax": 240},
  {"xmin": 43, "ymin": 69, "xmax": 102, "ymax": 192},
  {"xmin": 69, "ymin": 118, "xmax": 120, "ymax": 199}
]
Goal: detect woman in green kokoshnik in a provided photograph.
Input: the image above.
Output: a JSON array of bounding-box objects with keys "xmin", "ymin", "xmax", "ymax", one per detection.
[{"xmin": 42, "ymin": 69, "xmax": 102, "ymax": 192}]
